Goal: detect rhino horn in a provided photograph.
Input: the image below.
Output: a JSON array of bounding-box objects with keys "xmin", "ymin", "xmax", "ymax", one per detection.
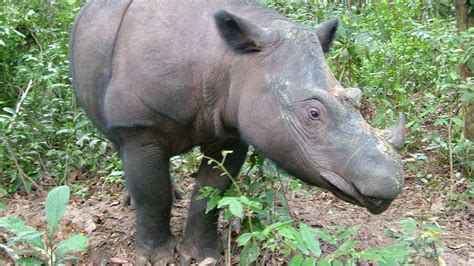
[{"xmin": 383, "ymin": 113, "xmax": 406, "ymax": 150}]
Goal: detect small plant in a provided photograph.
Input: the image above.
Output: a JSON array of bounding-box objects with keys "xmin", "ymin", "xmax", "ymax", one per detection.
[
  {"xmin": 198, "ymin": 151, "xmax": 445, "ymax": 265},
  {"xmin": 385, "ymin": 218, "xmax": 445, "ymax": 264},
  {"xmin": 0, "ymin": 186, "xmax": 88, "ymax": 265}
]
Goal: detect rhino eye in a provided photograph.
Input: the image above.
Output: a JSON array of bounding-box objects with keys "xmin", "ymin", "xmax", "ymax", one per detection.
[{"xmin": 309, "ymin": 109, "xmax": 320, "ymax": 120}]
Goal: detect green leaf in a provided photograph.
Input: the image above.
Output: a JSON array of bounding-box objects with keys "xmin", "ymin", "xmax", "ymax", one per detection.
[
  {"xmin": 313, "ymin": 228, "xmax": 337, "ymax": 245},
  {"xmin": 262, "ymin": 221, "xmax": 292, "ymax": 236},
  {"xmin": 8, "ymin": 230, "xmax": 44, "ymax": 247},
  {"xmin": 217, "ymin": 196, "xmax": 234, "ymax": 207},
  {"xmin": 3, "ymin": 107, "xmax": 15, "ymax": 115},
  {"xmin": 449, "ymin": 71, "xmax": 458, "ymax": 80},
  {"xmin": 316, "ymin": 258, "xmax": 331, "ymax": 266},
  {"xmin": 16, "ymin": 258, "xmax": 45, "ymax": 265},
  {"xmin": 66, "ymin": 0, "xmax": 77, "ymax": 5},
  {"xmin": 337, "ymin": 239, "xmax": 359, "ymax": 251},
  {"xmin": 229, "ymin": 200, "xmax": 244, "ymax": 218},
  {"xmin": 360, "ymin": 249, "xmax": 385, "ymax": 261},
  {"xmin": 300, "ymin": 224, "xmax": 321, "ymax": 257},
  {"xmin": 99, "ymin": 141, "xmax": 107, "ymax": 154},
  {"xmin": 55, "ymin": 234, "xmax": 88, "ymax": 262},
  {"xmin": 277, "ymin": 227, "xmax": 296, "ymax": 240},
  {"xmin": 252, "ymin": 231, "xmax": 265, "ymax": 241},
  {"xmin": 288, "ymin": 253, "xmax": 303, "ymax": 266},
  {"xmin": 63, "ymin": 257, "xmax": 80, "ymax": 263},
  {"xmin": 206, "ymin": 195, "xmax": 221, "ymax": 213},
  {"xmin": 239, "ymin": 246, "xmax": 259, "ymax": 266},
  {"xmin": 291, "ymin": 228, "xmax": 309, "ymax": 255},
  {"xmin": 0, "ymin": 216, "xmax": 44, "ymax": 248},
  {"xmin": 301, "ymin": 257, "xmax": 315, "ymax": 266},
  {"xmin": 236, "ymin": 233, "xmax": 253, "ymax": 246},
  {"xmin": 45, "ymin": 186, "xmax": 70, "ymax": 234},
  {"xmin": 338, "ymin": 224, "xmax": 361, "ymax": 240}
]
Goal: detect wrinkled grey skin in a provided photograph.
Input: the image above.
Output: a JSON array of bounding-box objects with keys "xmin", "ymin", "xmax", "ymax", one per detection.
[{"xmin": 70, "ymin": 0, "xmax": 405, "ymax": 264}]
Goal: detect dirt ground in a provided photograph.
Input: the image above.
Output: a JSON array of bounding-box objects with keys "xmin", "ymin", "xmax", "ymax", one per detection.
[{"xmin": 1, "ymin": 166, "xmax": 472, "ymax": 265}]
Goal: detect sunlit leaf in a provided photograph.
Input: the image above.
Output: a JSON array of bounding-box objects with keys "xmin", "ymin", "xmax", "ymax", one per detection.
[
  {"xmin": 236, "ymin": 233, "xmax": 253, "ymax": 246},
  {"xmin": 288, "ymin": 253, "xmax": 303, "ymax": 266},
  {"xmin": 45, "ymin": 186, "xmax": 70, "ymax": 234},
  {"xmin": 240, "ymin": 246, "xmax": 259, "ymax": 266},
  {"xmin": 229, "ymin": 200, "xmax": 243, "ymax": 218},
  {"xmin": 300, "ymin": 223, "xmax": 321, "ymax": 257},
  {"xmin": 338, "ymin": 224, "xmax": 361, "ymax": 240},
  {"xmin": 55, "ymin": 234, "xmax": 88, "ymax": 262}
]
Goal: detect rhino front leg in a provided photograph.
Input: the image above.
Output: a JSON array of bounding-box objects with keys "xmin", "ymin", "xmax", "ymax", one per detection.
[
  {"xmin": 179, "ymin": 140, "xmax": 248, "ymax": 265},
  {"xmin": 119, "ymin": 130, "xmax": 176, "ymax": 265}
]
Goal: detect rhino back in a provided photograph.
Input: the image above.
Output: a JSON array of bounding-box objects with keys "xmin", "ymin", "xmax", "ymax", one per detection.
[
  {"xmin": 71, "ymin": 0, "xmax": 287, "ymax": 148},
  {"xmin": 103, "ymin": 1, "xmax": 212, "ymax": 129},
  {"xmin": 69, "ymin": 0, "xmax": 133, "ymax": 141}
]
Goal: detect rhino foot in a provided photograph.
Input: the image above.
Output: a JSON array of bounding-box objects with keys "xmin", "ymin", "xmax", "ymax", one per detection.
[
  {"xmin": 177, "ymin": 242, "xmax": 221, "ymax": 266},
  {"xmin": 135, "ymin": 237, "xmax": 176, "ymax": 266}
]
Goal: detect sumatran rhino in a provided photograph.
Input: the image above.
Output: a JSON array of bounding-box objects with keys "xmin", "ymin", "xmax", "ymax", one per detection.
[{"xmin": 69, "ymin": 0, "xmax": 405, "ymax": 264}]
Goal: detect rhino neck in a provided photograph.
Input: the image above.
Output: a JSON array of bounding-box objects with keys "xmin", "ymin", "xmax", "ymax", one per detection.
[
  {"xmin": 200, "ymin": 52, "xmax": 243, "ymax": 140},
  {"xmin": 216, "ymin": 53, "xmax": 260, "ymax": 138}
]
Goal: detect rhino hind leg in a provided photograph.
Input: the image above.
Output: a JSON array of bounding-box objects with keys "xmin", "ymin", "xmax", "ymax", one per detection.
[
  {"xmin": 179, "ymin": 140, "xmax": 248, "ymax": 265},
  {"xmin": 119, "ymin": 129, "xmax": 176, "ymax": 265}
]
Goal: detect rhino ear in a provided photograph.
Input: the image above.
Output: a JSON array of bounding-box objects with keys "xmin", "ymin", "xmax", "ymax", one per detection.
[
  {"xmin": 214, "ymin": 10, "xmax": 273, "ymax": 53},
  {"xmin": 315, "ymin": 18, "xmax": 338, "ymax": 53}
]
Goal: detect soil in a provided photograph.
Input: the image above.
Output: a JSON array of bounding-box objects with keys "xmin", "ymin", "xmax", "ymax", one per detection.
[{"xmin": 1, "ymin": 162, "xmax": 472, "ymax": 266}]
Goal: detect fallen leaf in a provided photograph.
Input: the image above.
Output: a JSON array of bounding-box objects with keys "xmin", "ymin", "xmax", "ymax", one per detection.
[
  {"xmin": 109, "ymin": 257, "xmax": 129, "ymax": 264},
  {"xmin": 430, "ymin": 198, "xmax": 445, "ymax": 213},
  {"xmin": 68, "ymin": 169, "xmax": 81, "ymax": 183},
  {"xmin": 198, "ymin": 257, "xmax": 217, "ymax": 266},
  {"xmin": 447, "ymin": 243, "xmax": 466, "ymax": 249},
  {"xmin": 64, "ymin": 208, "xmax": 97, "ymax": 233}
]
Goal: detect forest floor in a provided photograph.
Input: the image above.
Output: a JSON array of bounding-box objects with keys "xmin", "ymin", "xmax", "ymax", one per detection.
[{"xmin": 0, "ymin": 162, "xmax": 472, "ymax": 265}]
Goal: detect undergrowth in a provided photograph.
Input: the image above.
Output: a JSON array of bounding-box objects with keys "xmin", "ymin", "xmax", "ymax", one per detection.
[
  {"xmin": 0, "ymin": 0, "xmax": 471, "ymax": 264},
  {"xmin": 198, "ymin": 151, "xmax": 445, "ymax": 265}
]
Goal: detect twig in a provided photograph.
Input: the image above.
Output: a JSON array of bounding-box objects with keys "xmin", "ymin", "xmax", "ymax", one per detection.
[
  {"xmin": 2, "ymin": 80, "xmax": 42, "ymax": 192},
  {"xmin": 277, "ymin": 171, "xmax": 297, "ymax": 226},
  {"xmin": 226, "ymin": 222, "xmax": 232, "ymax": 266},
  {"xmin": 35, "ymin": 152, "xmax": 51, "ymax": 179},
  {"xmin": 0, "ymin": 243, "xmax": 18, "ymax": 262},
  {"xmin": 4, "ymin": 141, "xmax": 42, "ymax": 192},
  {"xmin": 447, "ymin": 117, "xmax": 455, "ymax": 193},
  {"xmin": 204, "ymin": 155, "xmax": 242, "ymax": 195},
  {"xmin": 6, "ymin": 80, "xmax": 33, "ymax": 131},
  {"xmin": 62, "ymin": 153, "xmax": 69, "ymax": 185},
  {"xmin": 28, "ymin": 28, "xmax": 43, "ymax": 53}
]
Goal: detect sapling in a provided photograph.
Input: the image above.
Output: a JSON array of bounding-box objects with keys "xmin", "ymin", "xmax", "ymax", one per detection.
[{"xmin": 0, "ymin": 186, "xmax": 88, "ymax": 265}]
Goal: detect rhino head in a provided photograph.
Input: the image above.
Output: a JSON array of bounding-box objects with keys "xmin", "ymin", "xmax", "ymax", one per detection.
[{"xmin": 215, "ymin": 11, "xmax": 405, "ymax": 214}]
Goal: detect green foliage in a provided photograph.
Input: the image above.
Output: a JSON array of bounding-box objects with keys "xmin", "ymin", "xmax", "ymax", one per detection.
[
  {"xmin": 0, "ymin": 185, "xmax": 88, "ymax": 265},
  {"xmin": 385, "ymin": 218, "xmax": 444, "ymax": 264},
  {"xmin": 200, "ymin": 151, "xmax": 445, "ymax": 265},
  {"xmin": 0, "ymin": 0, "xmax": 120, "ymax": 194},
  {"xmin": 45, "ymin": 186, "xmax": 70, "ymax": 235}
]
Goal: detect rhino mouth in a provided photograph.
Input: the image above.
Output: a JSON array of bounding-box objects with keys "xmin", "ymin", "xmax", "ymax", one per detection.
[{"xmin": 320, "ymin": 171, "xmax": 392, "ymax": 214}]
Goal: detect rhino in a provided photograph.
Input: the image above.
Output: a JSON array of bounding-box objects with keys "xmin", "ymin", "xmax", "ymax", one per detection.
[{"xmin": 69, "ymin": 0, "xmax": 405, "ymax": 264}]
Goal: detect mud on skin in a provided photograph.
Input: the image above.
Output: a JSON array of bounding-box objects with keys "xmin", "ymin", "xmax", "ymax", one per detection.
[{"xmin": 69, "ymin": 0, "xmax": 406, "ymax": 264}]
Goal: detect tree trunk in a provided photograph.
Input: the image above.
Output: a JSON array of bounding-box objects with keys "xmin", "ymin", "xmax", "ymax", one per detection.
[{"xmin": 454, "ymin": 0, "xmax": 474, "ymax": 140}]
